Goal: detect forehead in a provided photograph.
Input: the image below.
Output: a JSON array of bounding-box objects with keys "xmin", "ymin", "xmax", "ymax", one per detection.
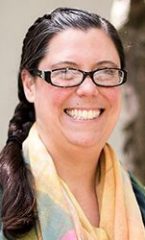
[{"xmin": 39, "ymin": 28, "xmax": 120, "ymax": 69}]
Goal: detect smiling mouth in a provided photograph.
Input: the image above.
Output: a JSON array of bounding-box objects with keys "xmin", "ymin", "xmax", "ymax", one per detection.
[{"xmin": 65, "ymin": 109, "xmax": 104, "ymax": 120}]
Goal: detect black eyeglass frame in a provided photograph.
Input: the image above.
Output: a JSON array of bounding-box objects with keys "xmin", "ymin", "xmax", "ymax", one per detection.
[{"xmin": 29, "ymin": 67, "xmax": 127, "ymax": 88}]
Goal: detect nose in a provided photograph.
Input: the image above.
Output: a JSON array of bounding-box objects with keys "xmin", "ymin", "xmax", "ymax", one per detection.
[{"xmin": 76, "ymin": 75, "xmax": 100, "ymax": 97}]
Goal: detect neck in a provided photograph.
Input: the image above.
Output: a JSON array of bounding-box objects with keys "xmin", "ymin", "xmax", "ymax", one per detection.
[
  {"xmin": 37, "ymin": 123, "xmax": 104, "ymax": 192},
  {"xmin": 48, "ymin": 140, "xmax": 103, "ymax": 193}
]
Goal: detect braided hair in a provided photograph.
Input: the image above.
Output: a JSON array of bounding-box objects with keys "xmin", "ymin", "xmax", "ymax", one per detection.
[{"xmin": 0, "ymin": 7, "xmax": 125, "ymax": 239}]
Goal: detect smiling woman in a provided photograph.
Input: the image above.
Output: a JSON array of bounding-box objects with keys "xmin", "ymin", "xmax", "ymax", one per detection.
[
  {"xmin": 24, "ymin": 28, "xmax": 122, "ymax": 150},
  {"xmin": 0, "ymin": 7, "xmax": 144, "ymax": 240}
]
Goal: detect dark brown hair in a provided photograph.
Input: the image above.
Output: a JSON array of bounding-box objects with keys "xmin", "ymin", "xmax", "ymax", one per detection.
[{"xmin": 0, "ymin": 7, "xmax": 125, "ymax": 239}]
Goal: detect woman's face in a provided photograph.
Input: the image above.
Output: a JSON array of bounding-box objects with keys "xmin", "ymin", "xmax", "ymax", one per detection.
[{"xmin": 26, "ymin": 28, "xmax": 122, "ymax": 150}]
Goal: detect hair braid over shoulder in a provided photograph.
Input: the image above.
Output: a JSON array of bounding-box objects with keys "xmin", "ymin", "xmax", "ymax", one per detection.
[
  {"xmin": 0, "ymin": 13, "xmax": 50, "ymax": 239},
  {"xmin": 0, "ymin": 102, "xmax": 35, "ymax": 238}
]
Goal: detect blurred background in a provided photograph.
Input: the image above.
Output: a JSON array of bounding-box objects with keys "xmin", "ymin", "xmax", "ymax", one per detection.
[{"xmin": 0, "ymin": 0, "xmax": 145, "ymax": 184}]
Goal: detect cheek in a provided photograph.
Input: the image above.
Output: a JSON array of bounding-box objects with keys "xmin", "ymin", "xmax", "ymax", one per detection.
[
  {"xmin": 48, "ymin": 88, "xmax": 74, "ymax": 109},
  {"xmin": 102, "ymin": 88, "xmax": 122, "ymax": 114},
  {"xmin": 35, "ymin": 82, "xmax": 73, "ymax": 112},
  {"xmin": 50, "ymin": 90, "xmax": 67, "ymax": 106},
  {"xmin": 104, "ymin": 88, "xmax": 121, "ymax": 103}
]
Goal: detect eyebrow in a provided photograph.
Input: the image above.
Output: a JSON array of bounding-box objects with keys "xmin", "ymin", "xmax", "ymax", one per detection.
[
  {"xmin": 94, "ymin": 61, "xmax": 119, "ymax": 68},
  {"xmin": 50, "ymin": 61, "xmax": 78, "ymax": 69},
  {"xmin": 50, "ymin": 60, "xmax": 120, "ymax": 69}
]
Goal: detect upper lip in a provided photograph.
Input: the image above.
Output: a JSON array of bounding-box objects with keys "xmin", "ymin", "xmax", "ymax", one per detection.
[{"xmin": 64, "ymin": 107, "xmax": 105, "ymax": 111}]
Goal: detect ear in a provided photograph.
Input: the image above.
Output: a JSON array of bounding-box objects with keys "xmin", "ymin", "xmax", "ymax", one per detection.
[{"xmin": 21, "ymin": 69, "xmax": 35, "ymax": 103}]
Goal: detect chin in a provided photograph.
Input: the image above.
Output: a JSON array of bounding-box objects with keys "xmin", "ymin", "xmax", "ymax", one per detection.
[{"xmin": 67, "ymin": 135, "xmax": 101, "ymax": 149}]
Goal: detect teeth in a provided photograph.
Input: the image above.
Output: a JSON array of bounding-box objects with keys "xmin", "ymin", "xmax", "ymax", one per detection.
[{"xmin": 66, "ymin": 109, "xmax": 101, "ymax": 120}]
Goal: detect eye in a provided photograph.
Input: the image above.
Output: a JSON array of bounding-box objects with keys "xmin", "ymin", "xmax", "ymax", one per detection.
[
  {"xmin": 61, "ymin": 68, "xmax": 74, "ymax": 80},
  {"xmin": 52, "ymin": 68, "xmax": 80, "ymax": 81},
  {"xmin": 102, "ymin": 68, "xmax": 117, "ymax": 76}
]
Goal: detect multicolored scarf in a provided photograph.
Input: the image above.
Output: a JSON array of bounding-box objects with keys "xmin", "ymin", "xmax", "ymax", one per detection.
[{"xmin": 20, "ymin": 124, "xmax": 144, "ymax": 239}]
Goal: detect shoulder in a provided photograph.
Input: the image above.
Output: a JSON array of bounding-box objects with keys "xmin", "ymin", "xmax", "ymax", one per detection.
[{"xmin": 129, "ymin": 173, "xmax": 145, "ymax": 226}]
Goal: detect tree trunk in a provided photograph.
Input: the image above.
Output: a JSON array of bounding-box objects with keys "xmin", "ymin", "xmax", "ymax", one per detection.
[{"xmin": 119, "ymin": 0, "xmax": 145, "ymax": 184}]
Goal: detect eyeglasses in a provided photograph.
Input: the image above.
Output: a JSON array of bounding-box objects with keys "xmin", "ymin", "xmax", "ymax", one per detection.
[{"xmin": 30, "ymin": 67, "xmax": 127, "ymax": 88}]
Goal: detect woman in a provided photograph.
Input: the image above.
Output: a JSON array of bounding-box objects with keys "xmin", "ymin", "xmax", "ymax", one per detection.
[{"xmin": 0, "ymin": 7, "xmax": 144, "ymax": 240}]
